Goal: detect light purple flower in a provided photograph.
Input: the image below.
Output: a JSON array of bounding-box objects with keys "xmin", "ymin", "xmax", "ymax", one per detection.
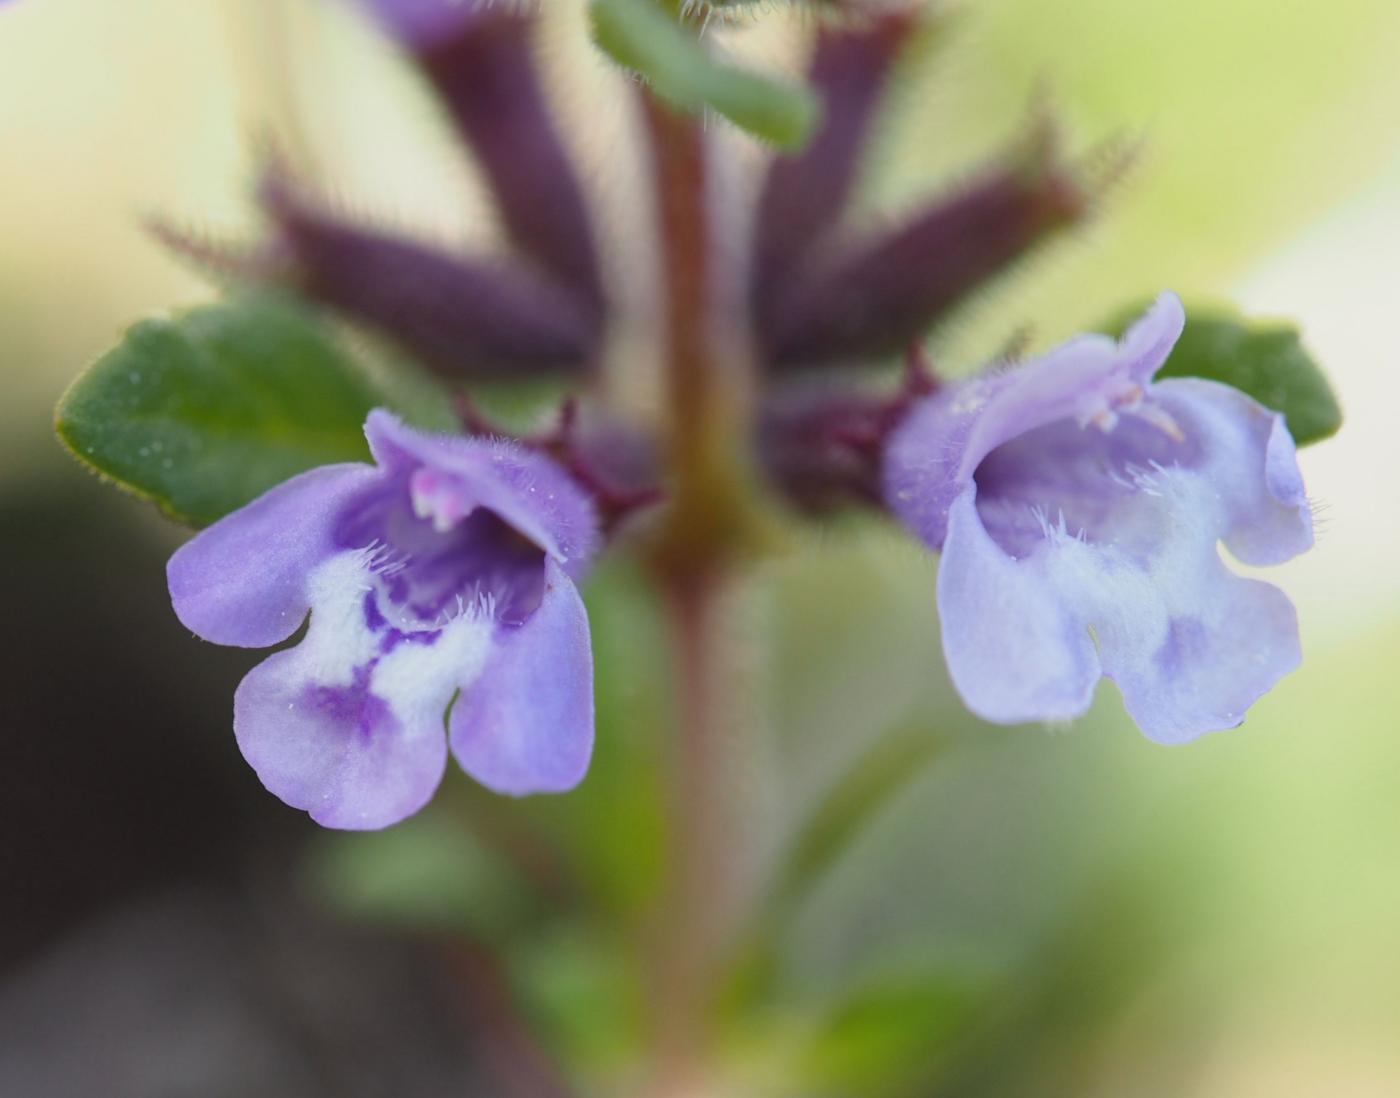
[
  {"xmin": 168, "ymin": 410, "xmax": 599, "ymax": 829},
  {"xmin": 883, "ymin": 293, "xmax": 1313, "ymax": 742}
]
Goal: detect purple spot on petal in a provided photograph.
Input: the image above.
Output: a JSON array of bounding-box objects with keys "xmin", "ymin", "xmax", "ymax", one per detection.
[
  {"xmin": 363, "ymin": 590, "xmax": 388, "ymax": 632},
  {"xmin": 1155, "ymin": 617, "xmax": 1207, "ymax": 674},
  {"xmin": 303, "ymin": 664, "xmax": 395, "ymax": 744}
]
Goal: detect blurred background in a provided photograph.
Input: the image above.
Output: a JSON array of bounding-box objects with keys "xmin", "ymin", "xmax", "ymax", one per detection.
[{"xmin": 2, "ymin": 1, "xmax": 1398, "ymax": 1094}]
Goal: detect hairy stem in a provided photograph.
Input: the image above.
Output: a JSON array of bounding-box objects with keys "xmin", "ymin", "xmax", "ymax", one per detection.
[
  {"xmin": 650, "ymin": 572, "xmax": 736, "ymax": 1096},
  {"xmin": 639, "ymin": 82, "xmax": 753, "ymax": 1095}
]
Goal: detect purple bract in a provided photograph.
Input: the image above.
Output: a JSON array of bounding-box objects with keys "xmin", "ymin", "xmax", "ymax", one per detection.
[
  {"xmin": 168, "ymin": 410, "xmax": 599, "ymax": 829},
  {"xmin": 357, "ymin": 0, "xmax": 495, "ymax": 50},
  {"xmin": 883, "ymin": 293, "xmax": 1314, "ymax": 742}
]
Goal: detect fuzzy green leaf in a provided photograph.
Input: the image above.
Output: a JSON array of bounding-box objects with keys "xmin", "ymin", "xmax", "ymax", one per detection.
[
  {"xmin": 589, "ymin": 0, "xmax": 819, "ymax": 148},
  {"xmin": 55, "ymin": 294, "xmax": 385, "ymax": 527}
]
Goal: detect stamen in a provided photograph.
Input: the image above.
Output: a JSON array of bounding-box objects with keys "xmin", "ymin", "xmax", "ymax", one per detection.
[
  {"xmin": 1089, "ymin": 407, "xmax": 1120, "ymax": 432},
  {"xmin": 1116, "ymin": 383, "xmax": 1145, "ymax": 409},
  {"xmin": 1081, "ymin": 380, "xmax": 1174, "ymax": 436},
  {"xmin": 1128, "ymin": 402, "xmax": 1186, "ymax": 442}
]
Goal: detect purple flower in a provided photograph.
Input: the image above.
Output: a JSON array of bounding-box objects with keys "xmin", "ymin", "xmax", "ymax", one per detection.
[
  {"xmin": 883, "ymin": 293, "xmax": 1314, "ymax": 742},
  {"xmin": 168, "ymin": 410, "xmax": 599, "ymax": 829}
]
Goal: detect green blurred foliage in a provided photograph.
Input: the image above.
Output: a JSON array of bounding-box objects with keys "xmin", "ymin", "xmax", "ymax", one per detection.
[
  {"xmin": 311, "ymin": 807, "xmax": 535, "ymax": 938},
  {"xmin": 511, "ymin": 923, "xmax": 642, "ymax": 1075}
]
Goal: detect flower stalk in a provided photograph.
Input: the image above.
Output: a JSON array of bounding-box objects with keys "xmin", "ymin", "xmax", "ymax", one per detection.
[
  {"xmin": 649, "ymin": 569, "xmax": 736, "ymax": 1096},
  {"xmin": 637, "ymin": 74, "xmax": 755, "ymax": 1093}
]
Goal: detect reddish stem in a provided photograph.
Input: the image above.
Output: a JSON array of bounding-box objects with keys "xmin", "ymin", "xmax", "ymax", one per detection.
[{"xmin": 638, "ymin": 84, "xmax": 749, "ymax": 1096}]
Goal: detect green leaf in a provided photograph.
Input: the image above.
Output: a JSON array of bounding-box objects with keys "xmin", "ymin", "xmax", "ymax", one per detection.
[
  {"xmin": 589, "ymin": 0, "xmax": 820, "ymax": 148},
  {"xmin": 55, "ymin": 293, "xmax": 386, "ymax": 527},
  {"xmin": 1108, "ymin": 303, "xmax": 1342, "ymax": 446}
]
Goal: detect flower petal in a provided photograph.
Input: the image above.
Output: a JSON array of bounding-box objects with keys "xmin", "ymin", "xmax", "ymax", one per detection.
[
  {"xmin": 1024, "ymin": 460, "xmax": 1304, "ymax": 742},
  {"xmin": 364, "ymin": 410, "xmax": 599, "ymax": 577},
  {"xmin": 234, "ymin": 549, "xmax": 496, "ymax": 829},
  {"xmin": 939, "ymin": 460, "xmax": 1303, "ymax": 741},
  {"xmin": 167, "ymin": 463, "xmax": 378, "ymax": 648},
  {"xmin": 883, "ymin": 292, "xmax": 1187, "ymax": 549},
  {"xmin": 1106, "ymin": 568, "xmax": 1300, "ymax": 744},
  {"xmin": 937, "ymin": 491, "xmax": 1101, "ymax": 724},
  {"xmin": 450, "ymin": 559, "xmax": 594, "ymax": 795},
  {"xmin": 235, "ymin": 649, "xmax": 449, "ymax": 830},
  {"xmin": 1154, "ymin": 378, "xmax": 1313, "ymax": 566}
]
